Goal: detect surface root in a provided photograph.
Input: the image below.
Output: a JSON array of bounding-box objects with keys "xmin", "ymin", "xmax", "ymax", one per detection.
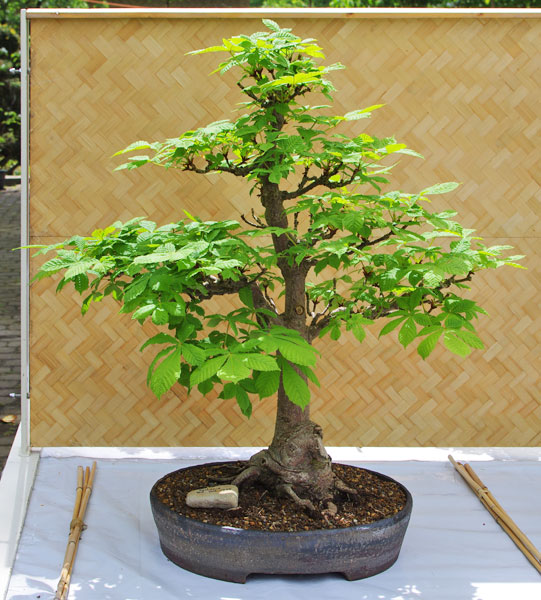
[
  {"xmin": 232, "ymin": 465, "xmax": 262, "ymax": 488},
  {"xmin": 334, "ymin": 476, "xmax": 358, "ymax": 496},
  {"xmin": 277, "ymin": 483, "xmax": 317, "ymax": 514}
]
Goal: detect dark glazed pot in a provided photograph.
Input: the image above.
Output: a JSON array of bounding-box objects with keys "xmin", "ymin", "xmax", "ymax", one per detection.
[{"xmin": 150, "ymin": 462, "xmax": 412, "ymax": 583}]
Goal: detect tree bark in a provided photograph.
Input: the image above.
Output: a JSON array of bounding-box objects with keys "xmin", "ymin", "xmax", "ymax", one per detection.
[{"xmin": 244, "ymin": 178, "xmax": 336, "ymax": 505}]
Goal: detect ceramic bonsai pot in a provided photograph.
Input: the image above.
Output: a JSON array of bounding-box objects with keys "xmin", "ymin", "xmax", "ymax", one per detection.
[{"xmin": 150, "ymin": 463, "xmax": 412, "ymax": 583}]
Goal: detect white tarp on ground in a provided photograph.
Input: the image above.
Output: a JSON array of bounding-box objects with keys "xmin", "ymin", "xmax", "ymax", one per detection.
[{"xmin": 5, "ymin": 448, "xmax": 541, "ymax": 600}]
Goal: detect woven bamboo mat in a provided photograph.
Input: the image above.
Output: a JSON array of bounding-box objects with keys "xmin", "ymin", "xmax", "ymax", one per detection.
[{"xmin": 28, "ymin": 15, "xmax": 540, "ymax": 447}]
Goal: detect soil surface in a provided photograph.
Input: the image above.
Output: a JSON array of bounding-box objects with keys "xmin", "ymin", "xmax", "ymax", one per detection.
[{"xmin": 154, "ymin": 461, "xmax": 407, "ymax": 532}]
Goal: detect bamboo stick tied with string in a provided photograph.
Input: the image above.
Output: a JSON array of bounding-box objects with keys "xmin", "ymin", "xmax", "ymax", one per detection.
[
  {"xmin": 54, "ymin": 461, "xmax": 97, "ymax": 600},
  {"xmin": 448, "ymin": 455, "xmax": 540, "ymax": 574}
]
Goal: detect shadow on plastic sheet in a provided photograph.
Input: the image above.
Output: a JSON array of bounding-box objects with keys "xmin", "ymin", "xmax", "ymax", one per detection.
[
  {"xmin": 4, "ymin": 577, "xmax": 434, "ymax": 600},
  {"xmin": 9, "ymin": 572, "xmax": 540, "ymax": 600}
]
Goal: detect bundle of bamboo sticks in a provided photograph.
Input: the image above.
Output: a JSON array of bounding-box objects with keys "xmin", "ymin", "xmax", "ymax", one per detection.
[
  {"xmin": 448, "ymin": 455, "xmax": 540, "ymax": 574},
  {"xmin": 54, "ymin": 461, "xmax": 97, "ymax": 600}
]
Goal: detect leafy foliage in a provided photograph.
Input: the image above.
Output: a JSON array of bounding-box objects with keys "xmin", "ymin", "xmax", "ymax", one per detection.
[
  {"xmin": 0, "ymin": 22, "xmax": 20, "ymax": 172},
  {"xmin": 30, "ymin": 20, "xmax": 522, "ymax": 417},
  {"xmin": 0, "ymin": 1, "xmax": 91, "ymax": 172},
  {"xmin": 254, "ymin": 1, "xmax": 541, "ymax": 7}
]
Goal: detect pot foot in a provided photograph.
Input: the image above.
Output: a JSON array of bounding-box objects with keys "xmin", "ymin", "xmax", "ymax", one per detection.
[{"xmin": 342, "ymin": 554, "xmax": 399, "ymax": 581}]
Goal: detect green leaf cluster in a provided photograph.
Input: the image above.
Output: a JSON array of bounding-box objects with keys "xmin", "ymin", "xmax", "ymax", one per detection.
[{"xmin": 27, "ymin": 20, "xmax": 524, "ymax": 418}]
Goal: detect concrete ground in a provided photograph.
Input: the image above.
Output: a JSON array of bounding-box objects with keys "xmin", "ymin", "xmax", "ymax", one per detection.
[{"xmin": 0, "ymin": 185, "xmax": 21, "ymax": 475}]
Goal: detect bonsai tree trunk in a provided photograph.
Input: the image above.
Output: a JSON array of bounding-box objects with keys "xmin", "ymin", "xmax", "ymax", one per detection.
[
  {"xmin": 234, "ymin": 379, "xmax": 350, "ymax": 514},
  {"xmin": 229, "ymin": 180, "xmax": 354, "ymax": 514}
]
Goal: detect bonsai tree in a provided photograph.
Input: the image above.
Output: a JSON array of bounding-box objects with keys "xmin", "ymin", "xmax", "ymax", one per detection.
[{"xmin": 30, "ymin": 20, "xmax": 522, "ymax": 516}]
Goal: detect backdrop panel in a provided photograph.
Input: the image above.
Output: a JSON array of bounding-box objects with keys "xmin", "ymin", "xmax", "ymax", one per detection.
[{"xmin": 27, "ymin": 11, "xmax": 540, "ymax": 447}]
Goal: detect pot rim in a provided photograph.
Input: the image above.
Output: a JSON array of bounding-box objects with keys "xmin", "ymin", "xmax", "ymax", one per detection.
[{"xmin": 150, "ymin": 461, "xmax": 413, "ymax": 536}]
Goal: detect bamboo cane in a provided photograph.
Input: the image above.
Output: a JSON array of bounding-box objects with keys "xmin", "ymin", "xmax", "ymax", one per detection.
[
  {"xmin": 71, "ymin": 467, "xmax": 84, "ymax": 523},
  {"xmin": 54, "ymin": 461, "xmax": 97, "ymax": 600},
  {"xmin": 448, "ymin": 455, "xmax": 541, "ymax": 574},
  {"xmin": 59, "ymin": 465, "xmax": 95, "ymax": 600},
  {"xmin": 463, "ymin": 462, "xmax": 541, "ymax": 564}
]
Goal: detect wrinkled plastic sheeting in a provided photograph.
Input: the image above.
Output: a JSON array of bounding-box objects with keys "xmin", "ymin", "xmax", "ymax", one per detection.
[{"xmin": 6, "ymin": 449, "xmax": 541, "ymax": 600}]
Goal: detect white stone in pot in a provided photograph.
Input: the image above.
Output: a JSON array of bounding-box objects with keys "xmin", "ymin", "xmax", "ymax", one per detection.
[{"xmin": 185, "ymin": 484, "xmax": 239, "ymax": 509}]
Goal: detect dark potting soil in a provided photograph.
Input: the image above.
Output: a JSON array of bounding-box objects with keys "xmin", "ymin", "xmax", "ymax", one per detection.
[{"xmin": 154, "ymin": 461, "xmax": 407, "ymax": 532}]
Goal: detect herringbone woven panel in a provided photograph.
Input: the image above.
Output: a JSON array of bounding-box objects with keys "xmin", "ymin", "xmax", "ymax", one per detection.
[{"xmin": 28, "ymin": 14, "xmax": 540, "ymax": 447}]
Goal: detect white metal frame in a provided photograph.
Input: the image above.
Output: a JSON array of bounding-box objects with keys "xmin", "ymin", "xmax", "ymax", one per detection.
[
  {"xmin": 19, "ymin": 9, "xmax": 30, "ymax": 457},
  {"xmin": 0, "ymin": 428, "xmax": 40, "ymax": 600},
  {"xmin": 23, "ymin": 7, "xmax": 541, "ymax": 19}
]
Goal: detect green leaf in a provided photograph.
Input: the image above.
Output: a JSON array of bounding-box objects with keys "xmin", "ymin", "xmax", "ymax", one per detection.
[
  {"xmin": 181, "ymin": 343, "xmax": 206, "ymax": 366},
  {"xmin": 73, "ymin": 274, "xmax": 89, "ymax": 294},
  {"xmin": 445, "ymin": 314, "xmax": 465, "ymax": 330},
  {"xmin": 217, "ymin": 355, "xmax": 252, "ymax": 383},
  {"xmin": 132, "ymin": 304, "xmax": 155, "ymax": 321},
  {"xmin": 440, "ymin": 257, "xmax": 469, "ymax": 275},
  {"xmin": 140, "ymin": 333, "xmax": 178, "ymax": 352},
  {"xmin": 281, "ymin": 362, "xmax": 311, "ymax": 409},
  {"xmin": 296, "ymin": 364, "xmax": 320, "ymax": 387},
  {"xmin": 262, "ymin": 18, "xmax": 281, "ymax": 32},
  {"xmin": 417, "ymin": 331, "xmax": 442, "ymax": 360},
  {"xmin": 268, "ymin": 166, "xmax": 282, "ymax": 184},
  {"xmin": 113, "ymin": 140, "xmax": 150, "ymax": 156},
  {"xmin": 152, "ymin": 307, "xmax": 169, "ymax": 325},
  {"xmin": 421, "ymin": 182, "xmax": 460, "ymax": 195},
  {"xmin": 343, "ymin": 105, "xmax": 383, "ymax": 120},
  {"xmin": 254, "ymin": 370, "xmax": 280, "ymax": 398},
  {"xmin": 190, "ymin": 356, "xmax": 228, "ymax": 387},
  {"xmin": 379, "ymin": 316, "xmax": 406, "ymax": 337},
  {"xmin": 273, "ymin": 334, "xmax": 317, "ymax": 367},
  {"xmin": 64, "ymin": 260, "xmax": 95, "ymax": 280},
  {"xmin": 330, "ymin": 326, "xmax": 341, "ymax": 341},
  {"xmin": 423, "ymin": 269, "xmax": 445, "ymax": 287},
  {"xmin": 220, "ymin": 382, "xmax": 237, "ymax": 400},
  {"xmin": 197, "ymin": 379, "xmax": 214, "ymax": 395},
  {"xmin": 39, "ymin": 257, "xmax": 73, "ymax": 273},
  {"xmin": 350, "ymin": 321, "xmax": 366, "ymax": 343},
  {"xmin": 239, "ymin": 286, "xmax": 254, "ymax": 309},
  {"xmin": 124, "ymin": 276, "xmax": 148, "ymax": 302},
  {"xmin": 235, "ymin": 386, "xmax": 252, "ymax": 418},
  {"xmin": 398, "ymin": 318, "xmax": 417, "ymax": 348},
  {"xmin": 342, "ymin": 211, "xmax": 364, "ymax": 234},
  {"xmin": 239, "ymin": 353, "xmax": 279, "ymax": 372},
  {"xmin": 413, "ymin": 313, "xmax": 434, "ymax": 327},
  {"xmin": 163, "ymin": 299, "xmax": 186, "ymax": 317},
  {"xmin": 443, "ymin": 331, "xmax": 471, "ymax": 358},
  {"xmin": 149, "ymin": 347, "xmax": 181, "ymax": 399},
  {"xmin": 454, "ymin": 329, "xmax": 484, "ymax": 350}
]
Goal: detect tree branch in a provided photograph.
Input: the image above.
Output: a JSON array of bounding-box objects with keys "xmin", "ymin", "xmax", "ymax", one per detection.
[
  {"xmin": 185, "ymin": 156, "xmax": 255, "ymax": 178},
  {"xmin": 281, "ymin": 165, "xmax": 362, "ymax": 201},
  {"xmin": 191, "ymin": 271, "xmax": 266, "ymax": 302},
  {"xmin": 438, "ymin": 271, "xmax": 474, "ymax": 290}
]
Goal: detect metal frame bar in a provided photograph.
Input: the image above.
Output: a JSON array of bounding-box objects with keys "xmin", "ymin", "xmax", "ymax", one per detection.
[
  {"xmin": 19, "ymin": 9, "xmax": 30, "ymax": 456},
  {"xmin": 24, "ymin": 7, "xmax": 541, "ymax": 19},
  {"xmin": 0, "ymin": 426, "xmax": 40, "ymax": 600}
]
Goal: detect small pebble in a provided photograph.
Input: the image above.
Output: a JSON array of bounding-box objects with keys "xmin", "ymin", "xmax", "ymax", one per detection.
[{"xmin": 186, "ymin": 485, "xmax": 239, "ymax": 509}]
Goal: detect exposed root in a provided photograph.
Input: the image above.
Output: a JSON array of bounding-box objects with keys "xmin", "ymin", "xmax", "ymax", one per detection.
[
  {"xmin": 208, "ymin": 474, "xmax": 235, "ymax": 483},
  {"xmin": 277, "ymin": 483, "xmax": 316, "ymax": 514},
  {"xmin": 322, "ymin": 501, "xmax": 338, "ymax": 518},
  {"xmin": 232, "ymin": 465, "xmax": 262, "ymax": 488},
  {"xmin": 207, "ymin": 461, "xmax": 248, "ymax": 484},
  {"xmin": 334, "ymin": 476, "xmax": 358, "ymax": 496},
  {"xmin": 206, "ymin": 421, "xmax": 363, "ymax": 520}
]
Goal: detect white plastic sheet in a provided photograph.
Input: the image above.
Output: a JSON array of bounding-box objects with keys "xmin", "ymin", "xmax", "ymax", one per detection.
[{"xmin": 6, "ymin": 448, "xmax": 541, "ymax": 600}]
